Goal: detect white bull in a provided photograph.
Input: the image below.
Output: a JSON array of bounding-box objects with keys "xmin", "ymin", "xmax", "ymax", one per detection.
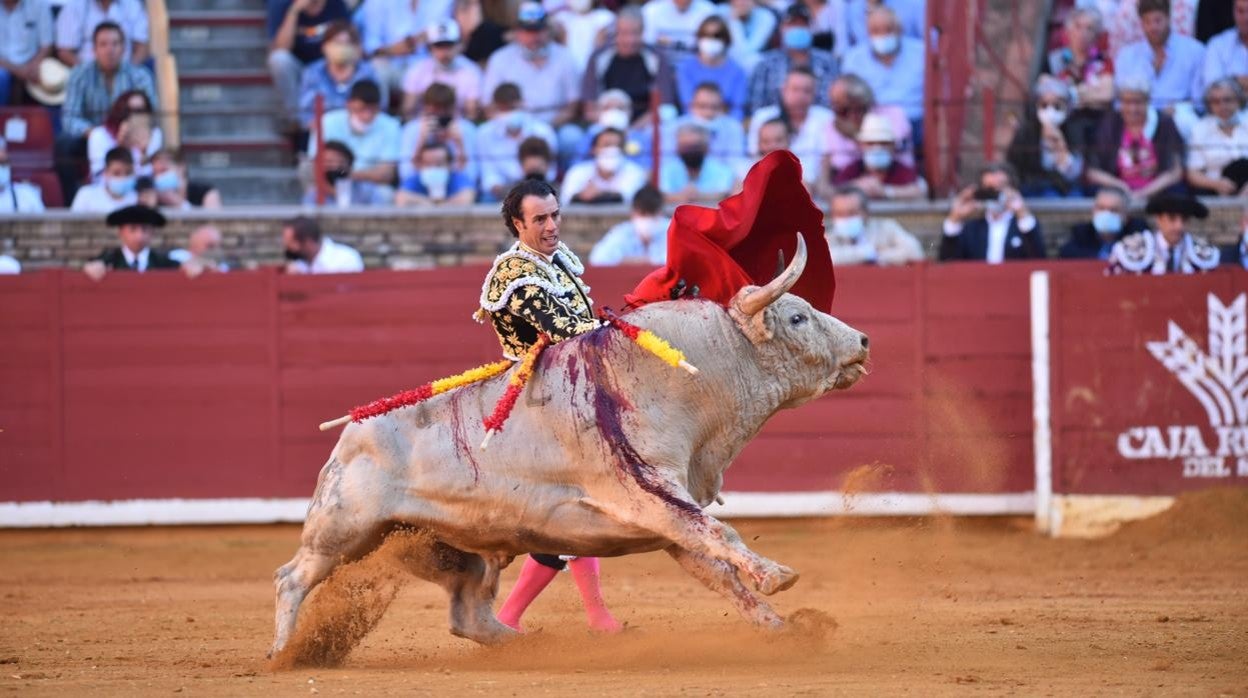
[{"xmin": 270, "ymin": 239, "xmax": 869, "ymax": 657}]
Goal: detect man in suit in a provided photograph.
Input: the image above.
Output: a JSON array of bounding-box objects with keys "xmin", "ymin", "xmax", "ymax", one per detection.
[
  {"xmin": 83, "ymin": 204, "xmax": 181, "ymax": 280},
  {"xmin": 1059, "ymin": 186, "xmax": 1150, "ymax": 260},
  {"xmin": 939, "ymin": 163, "xmax": 1046, "ymax": 263}
]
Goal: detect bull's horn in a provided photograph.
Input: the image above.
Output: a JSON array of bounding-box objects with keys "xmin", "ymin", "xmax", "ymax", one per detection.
[{"xmin": 735, "ymin": 234, "xmax": 807, "ymax": 317}]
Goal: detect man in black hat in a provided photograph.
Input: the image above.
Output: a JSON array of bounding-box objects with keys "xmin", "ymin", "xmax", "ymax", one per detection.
[
  {"xmin": 83, "ymin": 204, "xmax": 181, "ymax": 280},
  {"xmin": 1107, "ymin": 193, "xmax": 1220, "ymax": 274}
]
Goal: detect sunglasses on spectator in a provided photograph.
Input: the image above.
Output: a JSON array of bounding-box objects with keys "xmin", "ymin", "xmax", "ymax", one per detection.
[
  {"xmin": 698, "ymin": 32, "xmax": 728, "ymax": 40},
  {"xmin": 1037, "ymin": 100, "xmax": 1066, "ymax": 109}
]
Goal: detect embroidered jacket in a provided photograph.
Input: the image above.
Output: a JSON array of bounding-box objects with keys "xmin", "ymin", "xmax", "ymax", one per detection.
[
  {"xmin": 477, "ymin": 241, "xmax": 599, "ymax": 360},
  {"xmin": 1107, "ymin": 230, "xmax": 1220, "ymax": 275}
]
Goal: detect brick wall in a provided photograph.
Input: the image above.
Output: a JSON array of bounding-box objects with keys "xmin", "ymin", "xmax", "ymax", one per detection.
[{"xmin": 2, "ymin": 200, "xmax": 1245, "ymax": 271}]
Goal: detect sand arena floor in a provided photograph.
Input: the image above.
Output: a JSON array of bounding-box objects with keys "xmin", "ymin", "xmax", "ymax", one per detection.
[{"xmin": 1, "ymin": 490, "xmax": 1246, "ymax": 696}]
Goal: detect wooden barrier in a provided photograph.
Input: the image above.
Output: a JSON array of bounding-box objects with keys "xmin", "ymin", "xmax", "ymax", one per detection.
[
  {"xmin": 1040, "ymin": 268, "xmax": 1248, "ymax": 536},
  {"xmin": 1, "ymin": 263, "xmax": 1092, "ymax": 525}
]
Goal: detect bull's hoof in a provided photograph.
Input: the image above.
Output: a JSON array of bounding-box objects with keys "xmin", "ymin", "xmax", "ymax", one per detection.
[
  {"xmin": 451, "ymin": 619, "xmax": 520, "ymax": 646},
  {"xmin": 756, "ymin": 565, "xmax": 799, "ymax": 596}
]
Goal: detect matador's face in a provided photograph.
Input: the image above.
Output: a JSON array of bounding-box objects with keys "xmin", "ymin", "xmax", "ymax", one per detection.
[{"xmin": 514, "ymin": 194, "xmax": 562, "ymax": 258}]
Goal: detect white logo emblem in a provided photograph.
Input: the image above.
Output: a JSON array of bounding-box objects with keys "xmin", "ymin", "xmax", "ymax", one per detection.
[{"xmin": 1117, "ymin": 294, "xmax": 1248, "ymax": 479}]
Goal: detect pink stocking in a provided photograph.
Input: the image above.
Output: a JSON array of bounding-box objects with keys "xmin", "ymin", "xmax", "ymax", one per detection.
[
  {"xmin": 496, "ymin": 556, "xmax": 559, "ymax": 631},
  {"xmin": 567, "ymin": 556, "xmax": 622, "ymax": 633}
]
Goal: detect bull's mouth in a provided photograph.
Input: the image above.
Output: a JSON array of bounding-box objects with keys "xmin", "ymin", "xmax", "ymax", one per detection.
[{"xmin": 832, "ymin": 358, "xmax": 869, "ymax": 390}]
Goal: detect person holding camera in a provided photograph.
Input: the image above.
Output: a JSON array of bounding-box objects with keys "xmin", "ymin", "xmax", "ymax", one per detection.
[
  {"xmin": 308, "ymin": 79, "xmax": 401, "ymax": 205},
  {"xmin": 86, "ymin": 90, "xmax": 161, "ymax": 181},
  {"xmin": 303, "ymin": 140, "xmax": 393, "ymax": 207},
  {"xmin": 939, "ymin": 163, "xmax": 1047, "ymax": 263}
]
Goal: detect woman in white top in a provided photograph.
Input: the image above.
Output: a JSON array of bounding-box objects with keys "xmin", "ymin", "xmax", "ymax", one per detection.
[
  {"xmin": 87, "ymin": 90, "xmax": 163, "ymax": 181},
  {"xmin": 1186, "ymin": 79, "xmax": 1248, "ymax": 197}
]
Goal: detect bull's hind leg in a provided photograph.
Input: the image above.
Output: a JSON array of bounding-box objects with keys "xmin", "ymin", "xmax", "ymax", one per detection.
[
  {"xmin": 666, "ymin": 545, "xmax": 784, "ymax": 629},
  {"xmin": 270, "ymin": 457, "xmax": 389, "ymax": 658},
  {"xmin": 395, "ymin": 538, "xmax": 516, "ymax": 645}
]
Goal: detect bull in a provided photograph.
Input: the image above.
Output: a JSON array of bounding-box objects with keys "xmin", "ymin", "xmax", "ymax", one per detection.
[{"xmin": 270, "ymin": 238, "xmax": 869, "ymax": 658}]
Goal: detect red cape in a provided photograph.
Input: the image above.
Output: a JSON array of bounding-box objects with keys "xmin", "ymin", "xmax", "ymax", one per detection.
[{"xmin": 625, "ymin": 150, "xmax": 835, "ymax": 313}]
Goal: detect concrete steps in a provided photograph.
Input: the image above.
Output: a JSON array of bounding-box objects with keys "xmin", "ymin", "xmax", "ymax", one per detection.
[{"xmin": 169, "ymin": 4, "xmax": 301, "ymax": 204}]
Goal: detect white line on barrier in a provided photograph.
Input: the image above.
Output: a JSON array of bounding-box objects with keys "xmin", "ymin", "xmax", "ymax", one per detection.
[
  {"xmin": 1030, "ymin": 271, "xmax": 1054, "ymax": 535},
  {"xmin": 0, "ymin": 492, "xmax": 1036, "ymax": 528}
]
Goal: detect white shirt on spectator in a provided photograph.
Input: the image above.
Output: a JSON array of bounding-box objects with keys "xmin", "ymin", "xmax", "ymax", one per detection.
[
  {"xmin": 120, "ymin": 245, "xmax": 150, "ymax": 271},
  {"xmin": 552, "ymin": 8, "xmax": 615, "ymax": 70},
  {"xmin": 560, "ymin": 159, "xmax": 648, "ymax": 205},
  {"xmin": 70, "ymin": 183, "xmax": 136, "ymax": 212},
  {"xmin": 86, "ymin": 124, "xmax": 163, "ymax": 180},
  {"xmin": 0, "ymin": 255, "xmax": 20, "ymax": 274},
  {"xmin": 943, "ymin": 212, "xmax": 1037, "ymax": 265},
  {"xmin": 0, "ymin": 181, "xmax": 46, "ymax": 213},
  {"xmin": 1186, "ymin": 116, "xmax": 1248, "ymax": 179},
  {"xmin": 291, "ymin": 237, "xmax": 364, "ymax": 274},
  {"xmin": 746, "ymin": 104, "xmax": 833, "ymax": 181},
  {"xmin": 475, "ymin": 112, "xmax": 558, "ymax": 194},
  {"xmin": 841, "ymin": 37, "xmax": 927, "ymax": 120},
  {"xmin": 1, "ymin": 0, "xmax": 54, "ymax": 65},
  {"xmin": 309, "ymin": 109, "xmax": 402, "ymax": 171},
  {"xmin": 356, "ymin": 0, "xmax": 454, "ymax": 75},
  {"xmin": 481, "ymin": 42, "xmax": 581, "ymax": 122},
  {"xmin": 641, "ymin": 0, "xmax": 715, "ymax": 53},
  {"xmin": 1204, "ymin": 27, "xmax": 1248, "ymax": 87},
  {"xmin": 56, "ymin": 0, "xmax": 149, "ymax": 64},
  {"xmin": 589, "ymin": 216, "xmax": 670, "ymax": 266}
]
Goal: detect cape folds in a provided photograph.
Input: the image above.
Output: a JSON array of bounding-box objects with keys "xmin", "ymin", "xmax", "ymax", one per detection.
[{"xmin": 626, "ymin": 150, "xmax": 835, "ymax": 313}]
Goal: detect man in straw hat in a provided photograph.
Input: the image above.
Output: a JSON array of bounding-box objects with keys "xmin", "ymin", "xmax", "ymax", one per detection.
[
  {"xmin": 0, "ymin": 0, "xmax": 55, "ymax": 105},
  {"xmin": 1107, "ymin": 192, "xmax": 1220, "ymax": 274},
  {"xmin": 82, "ymin": 203, "xmax": 180, "ymax": 280}
]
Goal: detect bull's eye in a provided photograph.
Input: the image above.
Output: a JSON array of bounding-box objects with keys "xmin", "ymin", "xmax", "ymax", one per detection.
[{"xmin": 789, "ymin": 313, "xmax": 808, "ymax": 326}]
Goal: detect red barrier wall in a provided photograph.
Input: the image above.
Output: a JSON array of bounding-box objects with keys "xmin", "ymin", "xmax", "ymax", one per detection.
[
  {"xmin": 1, "ymin": 264, "xmax": 1081, "ymax": 506},
  {"xmin": 1050, "ymin": 269, "xmax": 1248, "ymax": 496}
]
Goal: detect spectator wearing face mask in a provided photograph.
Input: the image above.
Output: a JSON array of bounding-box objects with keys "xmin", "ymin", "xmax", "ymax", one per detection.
[
  {"xmin": 0, "ymin": 138, "xmax": 45, "ymax": 213},
  {"xmin": 826, "ymin": 185, "xmax": 923, "ymax": 265},
  {"xmin": 837, "ymin": 0, "xmax": 925, "ymax": 54},
  {"xmin": 577, "ymin": 89, "xmax": 655, "ymax": 165},
  {"xmin": 589, "ymin": 186, "xmax": 670, "ymax": 265},
  {"xmin": 1186, "ymin": 78, "xmax": 1248, "ymax": 196},
  {"xmin": 400, "ymin": 20, "xmax": 482, "ymax": 120},
  {"xmin": 1059, "ymin": 186, "xmax": 1149, "ymax": 259},
  {"xmin": 516, "ymin": 136, "xmax": 555, "ymax": 183},
  {"xmin": 150, "ymin": 149, "xmax": 222, "ymax": 210},
  {"xmin": 746, "ymin": 3, "xmax": 837, "ymax": 113},
  {"xmin": 642, "ymin": 0, "xmax": 716, "ymax": 59},
  {"xmin": 298, "ymin": 21, "xmax": 387, "ymax": 127},
  {"xmin": 482, "ymin": 2, "xmax": 582, "ymax": 158},
  {"xmin": 562, "ymin": 128, "xmax": 648, "ymax": 205},
  {"xmin": 747, "ymin": 67, "xmax": 832, "ymax": 183},
  {"xmin": 72, "ymin": 145, "xmax": 137, "ymax": 212},
  {"xmin": 671, "ymin": 82, "xmax": 746, "ymax": 163},
  {"xmin": 87, "ymin": 89, "xmax": 161, "ymax": 181},
  {"xmin": 676, "ymin": 16, "xmax": 748, "ymax": 119},
  {"xmin": 309, "ymin": 79, "xmax": 401, "ymax": 204},
  {"xmin": 940, "ymin": 163, "xmax": 1047, "ymax": 263},
  {"xmin": 477, "ymin": 83, "xmax": 558, "ymax": 201},
  {"xmin": 399, "ymin": 82, "xmax": 478, "ymax": 186},
  {"xmin": 660, "ymin": 122, "xmax": 736, "ymax": 203},
  {"xmin": 841, "ymin": 6, "xmax": 925, "ymax": 135},
  {"xmin": 396, "ymin": 141, "xmax": 476, "ymax": 207},
  {"xmin": 282, "ymin": 215, "xmax": 364, "ymax": 274},
  {"xmin": 719, "ymin": 0, "xmax": 776, "ymax": 74},
  {"xmin": 1005, "ymin": 75, "xmax": 1088, "ymax": 198},
  {"xmin": 825, "ymin": 72, "xmax": 912, "ymax": 175},
  {"xmin": 304, "ymin": 140, "xmax": 395, "ymax": 206},
  {"xmin": 550, "ymin": 0, "xmax": 615, "ymax": 70},
  {"xmin": 831, "ymin": 113, "xmax": 925, "ymax": 200},
  {"xmin": 267, "ymin": 0, "xmax": 351, "ymax": 123}
]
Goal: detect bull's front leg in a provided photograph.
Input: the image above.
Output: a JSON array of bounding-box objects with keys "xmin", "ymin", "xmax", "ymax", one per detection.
[
  {"xmin": 665, "ymin": 545, "xmax": 785, "ymax": 628},
  {"xmin": 580, "ymin": 488, "xmax": 798, "ymax": 596}
]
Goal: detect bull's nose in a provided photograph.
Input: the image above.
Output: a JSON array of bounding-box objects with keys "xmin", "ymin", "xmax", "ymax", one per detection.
[{"xmin": 859, "ymin": 333, "xmax": 869, "ymax": 350}]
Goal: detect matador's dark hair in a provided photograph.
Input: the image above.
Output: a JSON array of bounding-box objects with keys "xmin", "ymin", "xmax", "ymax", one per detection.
[{"xmin": 501, "ymin": 178, "xmax": 558, "ymax": 238}]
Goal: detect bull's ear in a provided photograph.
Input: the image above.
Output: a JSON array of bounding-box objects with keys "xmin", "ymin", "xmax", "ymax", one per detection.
[{"xmin": 729, "ymin": 286, "xmax": 774, "ymax": 343}]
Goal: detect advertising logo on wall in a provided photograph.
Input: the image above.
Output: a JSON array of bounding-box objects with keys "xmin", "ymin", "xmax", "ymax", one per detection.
[{"xmin": 1117, "ymin": 294, "xmax": 1248, "ymax": 479}]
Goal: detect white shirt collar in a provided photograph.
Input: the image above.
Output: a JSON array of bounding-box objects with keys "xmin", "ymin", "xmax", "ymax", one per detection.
[
  {"xmin": 985, "ymin": 211, "xmax": 1014, "ymax": 264},
  {"xmin": 519, "ymin": 241, "xmax": 555, "ymax": 263},
  {"xmin": 121, "ymin": 246, "xmax": 150, "ymax": 271}
]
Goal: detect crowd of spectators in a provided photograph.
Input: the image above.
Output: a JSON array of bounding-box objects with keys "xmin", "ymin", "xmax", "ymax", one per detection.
[{"xmin": 1, "ymin": 0, "xmax": 1247, "ymax": 278}]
